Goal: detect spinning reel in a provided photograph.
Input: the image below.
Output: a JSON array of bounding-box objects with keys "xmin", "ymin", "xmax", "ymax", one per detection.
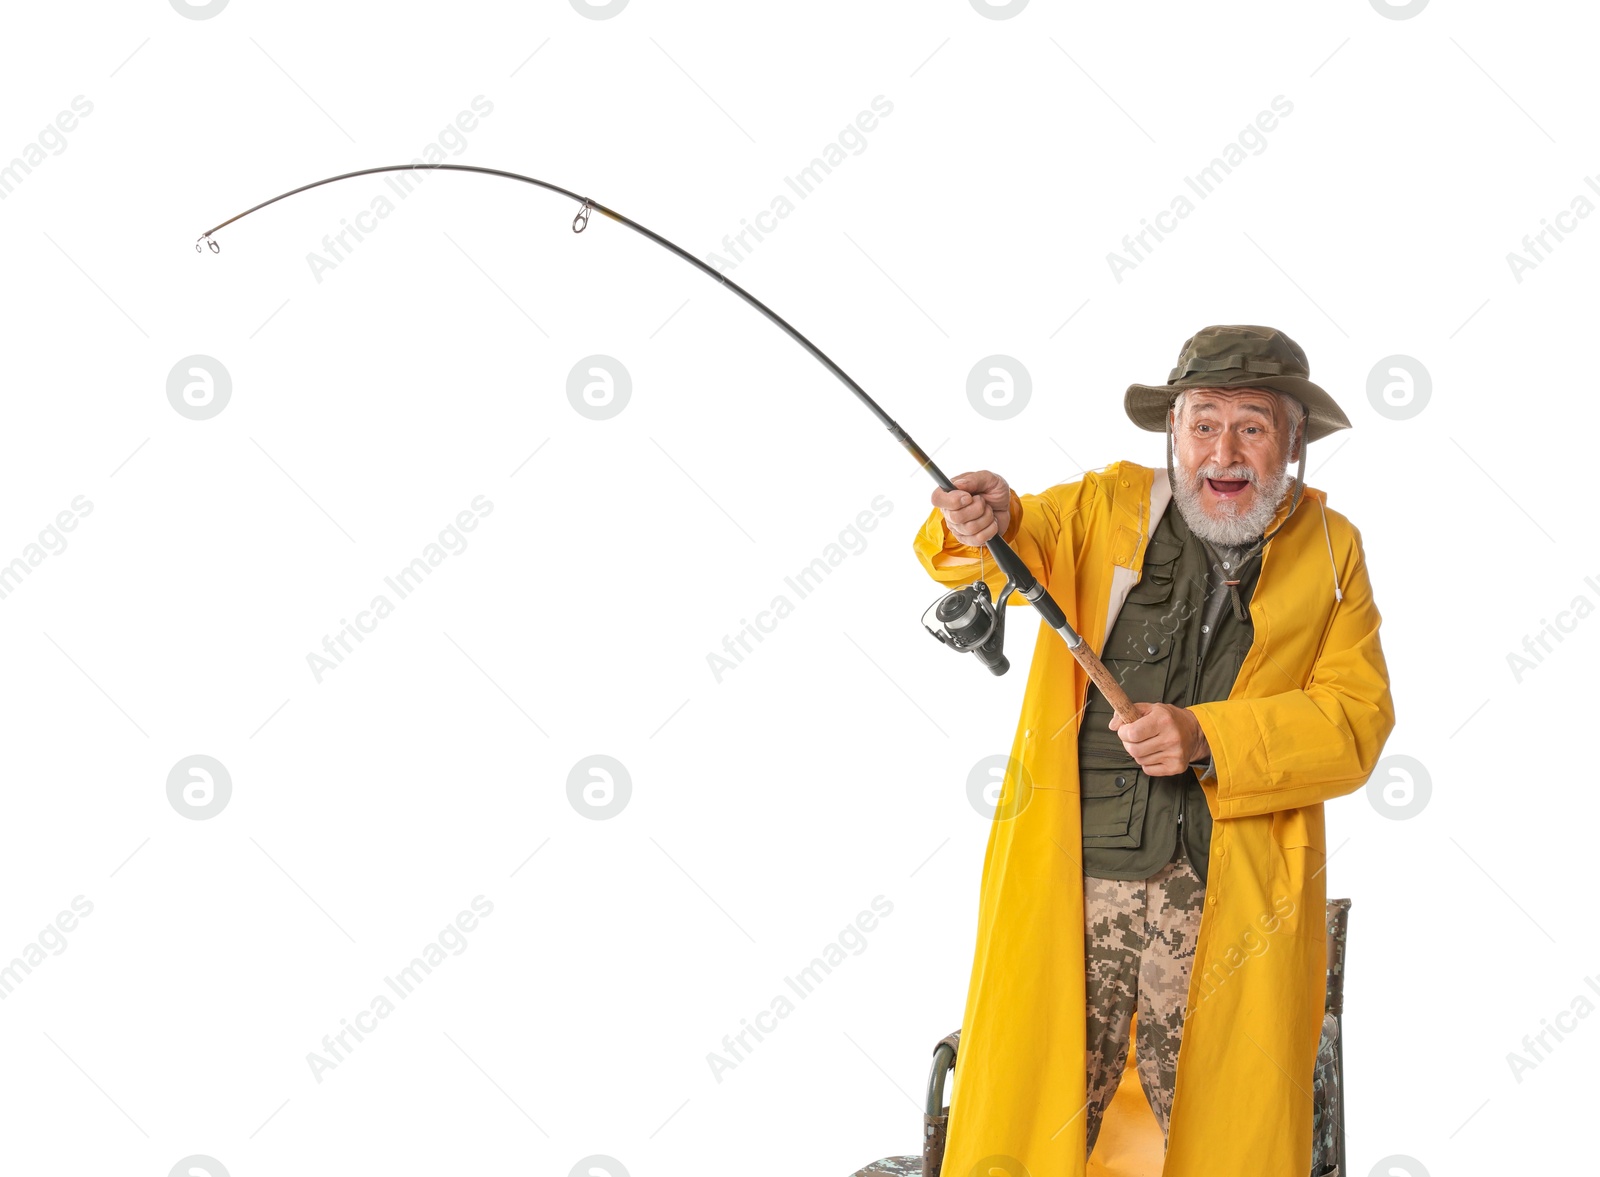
[{"xmin": 922, "ymin": 577, "xmax": 1016, "ymax": 676}]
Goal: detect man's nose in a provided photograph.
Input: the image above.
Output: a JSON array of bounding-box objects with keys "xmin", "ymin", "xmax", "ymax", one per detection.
[{"xmin": 1208, "ymin": 429, "xmax": 1245, "ymax": 470}]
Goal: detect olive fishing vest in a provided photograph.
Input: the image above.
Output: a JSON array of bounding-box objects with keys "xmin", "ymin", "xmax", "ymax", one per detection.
[{"xmin": 1077, "ymin": 497, "xmax": 1262, "ymax": 887}]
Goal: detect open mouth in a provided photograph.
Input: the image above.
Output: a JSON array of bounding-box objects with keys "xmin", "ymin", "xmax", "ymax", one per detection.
[{"xmin": 1205, "ymin": 478, "xmax": 1250, "ymax": 498}]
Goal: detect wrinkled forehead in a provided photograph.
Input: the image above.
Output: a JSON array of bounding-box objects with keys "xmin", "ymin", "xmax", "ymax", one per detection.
[{"xmin": 1176, "ymin": 387, "xmax": 1282, "ymax": 422}]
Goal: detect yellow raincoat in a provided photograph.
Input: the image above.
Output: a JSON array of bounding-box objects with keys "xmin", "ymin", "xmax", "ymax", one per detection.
[{"xmin": 911, "ymin": 459, "xmax": 1395, "ymax": 1176}]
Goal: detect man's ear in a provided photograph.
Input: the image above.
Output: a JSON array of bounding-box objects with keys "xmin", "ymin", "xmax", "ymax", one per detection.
[{"xmin": 1287, "ymin": 409, "xmax": 1306, "ymax": 462}]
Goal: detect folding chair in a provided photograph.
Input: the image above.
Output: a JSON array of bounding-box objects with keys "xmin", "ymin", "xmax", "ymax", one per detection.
[{"xmin": 852, "ymin": 898, "xmax": 1352, "ymax": 1177}]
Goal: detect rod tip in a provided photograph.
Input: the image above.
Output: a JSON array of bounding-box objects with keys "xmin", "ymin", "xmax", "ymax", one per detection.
[{"xmin": 195, "ymin": 234, "xmax": 220, "ymax": 254}]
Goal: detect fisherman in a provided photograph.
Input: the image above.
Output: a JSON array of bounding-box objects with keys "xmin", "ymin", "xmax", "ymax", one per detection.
[{"xmin": 913, "ymin": 324, "xmax": 1395, "ymax": 1174}]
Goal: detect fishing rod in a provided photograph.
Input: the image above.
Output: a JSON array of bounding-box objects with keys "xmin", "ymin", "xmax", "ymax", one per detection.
[{"xmin": 196, "ymin": 163, "xmax": 1140, "ymax": 722}]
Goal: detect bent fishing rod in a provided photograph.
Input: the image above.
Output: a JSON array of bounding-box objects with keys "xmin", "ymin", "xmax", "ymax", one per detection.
[{"xmin": 197, "ymin": 163, "xmax": 1140, "ymax": 723}]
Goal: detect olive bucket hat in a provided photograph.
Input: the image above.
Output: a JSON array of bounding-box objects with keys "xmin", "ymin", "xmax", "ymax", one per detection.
[{"xmin": 1124, "ymin": 324, "xmax": 1351, "ymax": 444}]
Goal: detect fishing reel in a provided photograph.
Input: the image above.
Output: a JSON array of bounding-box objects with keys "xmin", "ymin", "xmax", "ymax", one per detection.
[{"xmin": 922, "ymin": 578, "xmax": 1016, "ymax": 676}]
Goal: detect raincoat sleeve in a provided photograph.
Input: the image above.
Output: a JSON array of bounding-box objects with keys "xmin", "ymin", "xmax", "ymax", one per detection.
[
  {"xmin": 910, "ymin": 479, "xmax": 1082, "ymax": 607},
  {"xmin": 1188, "ymin": 524, "xmax": 1395, "ymax": 820}
]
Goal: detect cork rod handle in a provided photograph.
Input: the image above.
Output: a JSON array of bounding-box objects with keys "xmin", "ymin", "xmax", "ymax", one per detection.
[{"xmin": 1069, "ymin": 644, "xmax": 1141, "ymax": 726}]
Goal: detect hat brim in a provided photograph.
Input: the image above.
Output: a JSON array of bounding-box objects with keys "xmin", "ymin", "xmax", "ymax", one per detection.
[{"xmin": 1124, "ymin": 375, "xmax": 1352, "ymax": 444}]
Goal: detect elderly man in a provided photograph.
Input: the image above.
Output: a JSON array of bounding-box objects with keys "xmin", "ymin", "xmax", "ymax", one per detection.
[{"xmin": 912, "ymin": 325, "xmax": 1395, "ymax": 1175}]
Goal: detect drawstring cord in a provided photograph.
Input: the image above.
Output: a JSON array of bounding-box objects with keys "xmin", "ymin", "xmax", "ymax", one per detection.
[
  {"xmin": 1227, "ymin": 581, "xmax": 1249, "ymax": 622},
  {"xmin": 1318, "ymin": 496, "xmax": 1344, "ymax": 603}
]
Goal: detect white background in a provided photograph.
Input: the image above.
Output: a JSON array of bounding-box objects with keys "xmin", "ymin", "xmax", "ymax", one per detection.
[{"xmin": 0, "ymin": 1, "xmax": 1593, "ymax": 1174}]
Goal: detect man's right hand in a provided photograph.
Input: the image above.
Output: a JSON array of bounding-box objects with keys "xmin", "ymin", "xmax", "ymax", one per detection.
[{"xmin": 931, "ymin": 470, "xmax": 1011, "ymax": 547}]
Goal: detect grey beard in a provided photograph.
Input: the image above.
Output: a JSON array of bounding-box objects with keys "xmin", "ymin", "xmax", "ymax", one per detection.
[{"xmin": 1172, "ymin": 452, "xmax": 1292, "ymax": 547}]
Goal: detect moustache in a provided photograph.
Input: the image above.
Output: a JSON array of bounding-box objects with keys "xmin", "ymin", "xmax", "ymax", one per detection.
[{"xmin": 1197, "ymin": 464, "xmax": 1256, "ymax": 483}]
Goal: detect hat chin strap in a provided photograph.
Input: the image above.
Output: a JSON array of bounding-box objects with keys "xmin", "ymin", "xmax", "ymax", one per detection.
[{"xmin": 1165, "ymin": 407, "xmax": 1307, "ymax": 556}]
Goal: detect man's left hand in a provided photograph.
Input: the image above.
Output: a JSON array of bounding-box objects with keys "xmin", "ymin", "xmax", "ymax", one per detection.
[{"xmin": 1109, "ymin": 701, "xmax": 1210, "ymax": 777}]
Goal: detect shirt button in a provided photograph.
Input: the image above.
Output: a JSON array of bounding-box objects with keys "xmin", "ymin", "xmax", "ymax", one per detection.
[
  {"xmin": 1023, "ymin": 729, "xmax": 1031, "ymax": 738},
  {"xmin": 1201, "ymin": 624, "xmax": 1210, "ymax": 633},
  {"xmin": 1207, "ymin": 894, "xmax": 1217, "ymax": 904},
  {"xmin": 1120, "ymin": 479, "xmax": 1129, "ymax": 487}
]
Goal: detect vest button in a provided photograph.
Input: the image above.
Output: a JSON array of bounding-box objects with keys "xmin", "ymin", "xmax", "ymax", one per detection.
[
  {"xmin": 1115, "ymin": 775, "xmax": 1126, "ymax": 787},
  {"xmin": 1146, "ymin": 644, "xmax": 1158, "ymax": 654},
  {"xmin": 1207, "ymin": 894, "xmax": 1217, "ymax": 904}
]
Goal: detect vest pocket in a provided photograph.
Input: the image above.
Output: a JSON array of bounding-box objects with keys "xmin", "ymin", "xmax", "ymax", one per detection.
[
  {"xmin": 1079, "ymin": 734, "xmax": 1147, "ymax": 846},
  {"xmin": 1124, "ymin": 538, "xmax": 1183, "ymax": 606},
  {"xmin": 1102, "ymin": 620, "xmax": 1176, "ymax": 666},
  {"xmin": 1080, "ymin": 765, "xmax": 1139, "ymax": 842}
]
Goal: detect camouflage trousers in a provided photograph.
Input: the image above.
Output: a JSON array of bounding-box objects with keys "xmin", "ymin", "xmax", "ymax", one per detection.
[{"xmin": 1082, "ymin": 839, "xmax": 1207, "ymax": 1158}]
